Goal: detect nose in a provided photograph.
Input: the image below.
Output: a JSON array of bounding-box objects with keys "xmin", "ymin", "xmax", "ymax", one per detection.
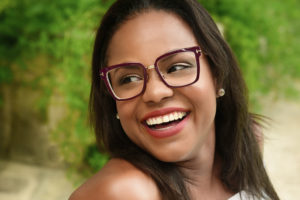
[{"xmin": 142, "ymin": 69, "xmax": 174, "ymax": 103}]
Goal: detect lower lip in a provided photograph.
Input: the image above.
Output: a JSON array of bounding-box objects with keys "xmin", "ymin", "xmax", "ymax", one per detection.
[{"xmin": 143, "ymin": 115, "xmax": 189, "ymax": 138}]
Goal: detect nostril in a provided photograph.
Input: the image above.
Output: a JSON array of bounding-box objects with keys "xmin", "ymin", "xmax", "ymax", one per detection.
[{"xmin": 142, "ymin": 84, "xmax": 174, "ymax": 103}]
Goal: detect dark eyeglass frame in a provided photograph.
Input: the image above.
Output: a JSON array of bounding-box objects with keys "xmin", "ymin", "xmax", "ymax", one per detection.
[{"xmin": 100, "ymin": 46, "xmax": 202, "ymax": 101}]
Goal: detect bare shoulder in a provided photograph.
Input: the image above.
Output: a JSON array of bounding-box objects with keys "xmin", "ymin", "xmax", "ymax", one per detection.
[{"xmin": 69, "ymin": 158, "xmax": 161, "ymax": 200}]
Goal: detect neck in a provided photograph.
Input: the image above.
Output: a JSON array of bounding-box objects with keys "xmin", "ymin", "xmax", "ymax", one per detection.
[
  {"xmin": 183, "ymin": 155, "xmax": 233, "ymax": 199},
  {"xmin": 176, "ymin": 128, "xmax": 233, "ymax": 199}
]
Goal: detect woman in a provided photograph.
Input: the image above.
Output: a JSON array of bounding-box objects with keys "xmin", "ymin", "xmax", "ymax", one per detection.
[{"xmin": 70, "ymin": 0, "xmax": 279, "ymax": 199}]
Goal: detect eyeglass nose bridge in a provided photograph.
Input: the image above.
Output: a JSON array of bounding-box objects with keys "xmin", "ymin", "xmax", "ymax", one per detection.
[
  {"xmin": 145, "ymin": 64, "xmax": 155, "ymax": 70},
  {"xmin": 144, "ymin": 64, "xmax": 167, "ymax": 86}
]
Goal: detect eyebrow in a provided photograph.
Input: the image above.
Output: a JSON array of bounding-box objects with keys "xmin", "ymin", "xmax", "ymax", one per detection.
[
  {"xmin": 158, "ymin": 53, "xmax": 177, "ymax": 63},
  {"xmin": 108, "ymin": 47, "xmax": 190, "ymax": 69},
  {"xmin": 158, "ymin": 51, "xmax": 192, "ymax": 64},
  {"xmin": 110, "ymin": 64, "xmax": 143, "ymax": 76}
]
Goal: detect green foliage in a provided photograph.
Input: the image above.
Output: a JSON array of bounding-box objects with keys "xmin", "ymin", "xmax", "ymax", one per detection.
[
  {"xmin": 85, "ymin": 145, "xmax": 109, "ymax": 172},
  {"xmin": 199, "ymin": 0, "xmax": 300, "ymax": 108},
  {"xmin": 0, "ymin": 0, "xmax": 299, "ymax": 183},
  {"xmin": 0, "ymin": 66, "xmax": 13, "ymax": 83},
  {"xmin": 0, "ymin": 0, "xmax": 114, "ymax": 181}
]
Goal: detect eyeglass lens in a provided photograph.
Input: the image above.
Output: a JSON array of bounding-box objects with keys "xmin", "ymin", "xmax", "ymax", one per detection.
[{"xmin": 107, "ymin": 51, "xmax": 198, "ymax": 100}]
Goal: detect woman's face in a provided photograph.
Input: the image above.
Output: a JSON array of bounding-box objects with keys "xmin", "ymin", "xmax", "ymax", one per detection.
[{"xmin": 106, "ymin": 10, "xmax": 217, "ymax": 162}]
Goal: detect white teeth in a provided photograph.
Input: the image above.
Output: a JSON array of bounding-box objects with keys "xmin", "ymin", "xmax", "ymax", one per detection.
[
  {"xmin": 178, "ymin": 112, "xmax": 183, "ymax": 119},
  {"xmin": 163, "ymin": 115, "xmax": 170, "ymax": 123},
  {"xmin": 145, "ymin": 111, "xmax": 187, "ymax": 126},
  {"xmin": 169, "ymin": 114, "xmax": 175, "ymax": 121},
  {"xmin": 157, "ymin": 117, "xmax": 163, "ymax": 124},
  {"xmin": 174, "ymin": 112, "xmax": 179, "ymax": 120},
  {"xmin": 151, "ymin": 119, "xmax": 155, "ymax": 125}
]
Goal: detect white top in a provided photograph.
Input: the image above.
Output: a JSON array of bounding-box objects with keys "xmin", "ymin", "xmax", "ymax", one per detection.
[{"xmin": 228, "ymin": 191, "xmax": 264, "ymax": 200}]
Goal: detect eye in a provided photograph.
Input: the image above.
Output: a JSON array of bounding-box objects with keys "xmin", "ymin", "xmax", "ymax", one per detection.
[
  {"xmin": 119, "ymin": 74, "xmax": 143, "ymax": 85},
  {"xmin": 167, "ymin": 63, "xmax": 192, "ymax": 73}
]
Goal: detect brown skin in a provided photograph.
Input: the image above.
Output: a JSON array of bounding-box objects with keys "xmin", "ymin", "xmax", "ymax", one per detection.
[
  {"xmin": 111, "ymin": 11, "xmax": 217, "ymax": 165},
  {"xmin": 70, "ymin": 10, "xmax": 265, "ymax": 200},
  {"xmin": 69, "ymin": 159, "xmax": 161, "ymax": 200},
  {"xmin": 109, "ymin": 10, "xmax": 231, "ymax": 199}
]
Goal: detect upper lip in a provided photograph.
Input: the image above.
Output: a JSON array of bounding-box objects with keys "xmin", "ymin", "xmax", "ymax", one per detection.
[{"xmin": 141, "ymin": 107, "xmax": 189, "ymax": 122}]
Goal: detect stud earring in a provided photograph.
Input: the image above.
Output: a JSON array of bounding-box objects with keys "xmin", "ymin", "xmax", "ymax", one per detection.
[
  {"xmin": 116, "ymin": 113, "xmax": 119, "ymax": 119},
  {"xmin": 218, "ymin": 88, "xmax": 225, "ymax": 97}
]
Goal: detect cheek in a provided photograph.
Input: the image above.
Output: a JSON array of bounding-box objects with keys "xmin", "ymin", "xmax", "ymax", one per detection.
[
  {"xmin": 190, "ymin": 85, "xmax": 217, "ymax": 129},
  {"xmin": 184, "ymin": 69, "xmax": 217, "ymax": 111},
  {"xmin": 116, "ymin": 101, "xmax": 133, "ymax": 129},
  {"xmin": 181, "ymin": 69, "xmax": 217, "ymax": 133},
  {"xmin": 116, "ymin": 101, "xmax": 141, "ymax": 142}
]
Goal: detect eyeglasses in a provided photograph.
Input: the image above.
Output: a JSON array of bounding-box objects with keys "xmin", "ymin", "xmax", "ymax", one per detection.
[{"xmin": 100, "ymin": 46, "xmax": 202, "ymax": 101}]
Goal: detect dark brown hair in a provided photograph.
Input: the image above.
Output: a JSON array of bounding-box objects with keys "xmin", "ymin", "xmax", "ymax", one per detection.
[{"xmin": 89, "ymin": 0, "xmax": 279, "ymax": 199}]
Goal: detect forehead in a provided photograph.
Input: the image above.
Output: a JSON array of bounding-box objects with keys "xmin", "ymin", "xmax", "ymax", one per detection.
[{"xmin": 106, "ymin": 10, "xmax": 198, "ymax": 65}]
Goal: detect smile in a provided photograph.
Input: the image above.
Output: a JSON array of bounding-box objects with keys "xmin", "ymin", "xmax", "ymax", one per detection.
[
  {"xmin": 145, "ymin": 111, "xmax": 187, "ymax": 126},
  {"xmin": 142, "ymin": 109, "xmax": 190, "ymax": 138}
]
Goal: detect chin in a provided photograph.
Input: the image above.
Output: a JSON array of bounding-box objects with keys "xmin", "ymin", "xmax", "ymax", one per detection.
[{"xmin": 150, "ymin": 148, "xmax": 192, "ymax": 163}]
